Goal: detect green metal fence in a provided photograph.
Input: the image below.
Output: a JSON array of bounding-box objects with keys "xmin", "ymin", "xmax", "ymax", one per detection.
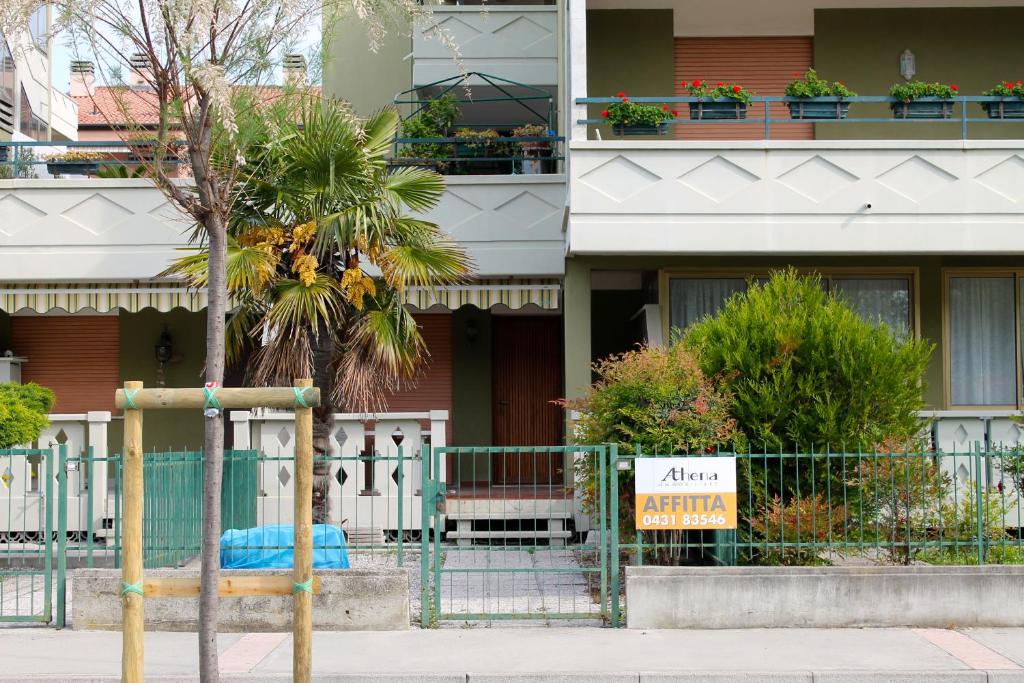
[
  {"xmin": 0, "ymin": 447, "xmax": 55, "ymax": 624},
  {"xmin": 609, "ymin": 445, "xmax": 1024, "ymax": 626},
  {"xmin": 421, "ymin": 445, "xmax": 610, "ymax": 625}
]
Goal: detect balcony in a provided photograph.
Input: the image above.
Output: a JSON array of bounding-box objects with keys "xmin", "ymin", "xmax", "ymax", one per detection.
[
  {"xmin": 568, "ymin": 96, "xmax": 1024, "ymax": 256},
  {"xmin": 413, "ymin": 4, "xmax": 558, "ymax": 89},
  {"xmin": 0, "ymin": 140, "xmax": 567, "ymax": 280}
]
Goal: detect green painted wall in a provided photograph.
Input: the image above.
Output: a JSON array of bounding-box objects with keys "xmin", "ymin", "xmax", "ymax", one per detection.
[
  {"xmin": 814, "ymin": 8, "xmax": 1024, "ymax": 140},
  {"xmin": 323, "ymin": 18, "xmax": 412, "ymax": 116},
  {"xmin": 119, "ymin": 309, "xmax": 207, "ymax": 451},
  {"xmin": 586, "ymin": 10, "xmax": 675, "ymax": 140},
  {"xmin": 452, "ymin": 307, "xmax": 492, "ymax": 481},
  {"xmin": 571, "ymin": 255, "xmax": 1024, "ymax": 411}
]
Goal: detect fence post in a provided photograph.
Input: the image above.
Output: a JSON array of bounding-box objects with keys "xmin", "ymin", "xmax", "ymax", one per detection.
[
  {"xmin": 56, "ymin": 444, "xmax": 68, "ymax": 628},
  {"xmin": 974, "ymin": 444, "xmax": 985, "ymax": 566},
  {"xmin": 420, "ymin": 444, "xmax": 431, "ymax": 628},
  {"xmin": 230, "ymin": 411, "xmax": 252, "ymax": 449},
  {"xmin": 292, "ymin": 379, "xmax": 314, "ymax": 683},
  {"xmin": 609, "ymin": 443, "xmax": 620, "ymax": 628},
  {"xmin": 121, "ymin": 380, "xmax": 144, "ymax": 683},
  {"xmin": 397, "ymin": 444, "xmax": 404, "ymax": 568},
  {"xmin": 86, "ymin": 411, "xmax": 111, "ymax": 539}
]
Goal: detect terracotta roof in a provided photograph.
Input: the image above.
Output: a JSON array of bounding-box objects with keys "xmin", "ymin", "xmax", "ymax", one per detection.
[{"xmin": 73, "ymin": 85, "xmax": 320, "ymax": 128}]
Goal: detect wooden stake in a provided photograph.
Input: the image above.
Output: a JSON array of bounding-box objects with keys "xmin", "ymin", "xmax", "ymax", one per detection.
[
  {"xmin": 293, "ymin": 378, "xmax": 314, "ymax": 683},
  {"xmin": 114, "ymin": 386, "xmax": 320, "ymax": 410},
  {"xmin": 122, "ymin": 381, "xmax": 144, "ymax": 683},
  {"xmin": 144, "ymin": 575, "xmax": 321, "ymax": 598}
]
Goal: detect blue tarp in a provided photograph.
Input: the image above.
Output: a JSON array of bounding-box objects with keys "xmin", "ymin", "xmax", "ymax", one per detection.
[{"xmin": 219, "ymin": 524, "xmax": 350, "ymax": 569}]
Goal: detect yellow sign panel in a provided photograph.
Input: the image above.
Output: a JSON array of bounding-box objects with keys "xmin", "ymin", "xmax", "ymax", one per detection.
[{"xmin": 634, "ymin": 457, "xmax": 737, "ymax": 530}]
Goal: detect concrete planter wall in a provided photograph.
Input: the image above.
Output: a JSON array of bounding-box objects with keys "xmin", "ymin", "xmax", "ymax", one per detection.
[
  {"xmin": 626, "ymin": 565, "xmax": 1024, "ymax": 629},
  {"xmin": 72, "ymin": 568, "xmax": 410, "ymax": 631}
]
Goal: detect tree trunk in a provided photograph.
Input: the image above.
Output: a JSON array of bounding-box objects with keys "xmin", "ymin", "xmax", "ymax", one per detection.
[
  {"xmin": 199, "ymin": 214, "xmax": 227, "ymax": 682},
  {"xmin": 310, "ymin": 321, "xmax": 334, "ymax": 524}
]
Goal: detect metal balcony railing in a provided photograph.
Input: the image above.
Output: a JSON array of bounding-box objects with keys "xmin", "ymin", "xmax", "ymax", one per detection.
[{"xmin": 576, "ymin": 95, "xmax": 1024, "ymax": 140}]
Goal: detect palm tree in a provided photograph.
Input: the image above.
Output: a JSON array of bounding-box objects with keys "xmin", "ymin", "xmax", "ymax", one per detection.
[{"xmin": 170, "ymin": 96, "xmax": 472, "ymax": 520}]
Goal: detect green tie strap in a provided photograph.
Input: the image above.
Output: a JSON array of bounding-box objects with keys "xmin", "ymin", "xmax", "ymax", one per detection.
[
  {"xmin": 123, "ymin": 389, "xmax": 139, "ymax": 410},
  {"xmin": 292, "ymin": 578, "xmax": 313, "ymax": 594},
  {"xmin": 203, "ymin": 387, "xmax": 222, "ymax": 411},
  {"xmin": 121, "ymin": 580, "xmax": 144, "ymax": 598},
  {"xmin": 293, "ymin": 387, "xmax": 310, "ymax": 409}
]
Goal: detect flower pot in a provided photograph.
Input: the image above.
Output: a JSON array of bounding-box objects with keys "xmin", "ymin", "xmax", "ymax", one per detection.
[
  {"xmin": 891, "ymin": 99, "xmax": 954, "ymax": 119},
  {"xmin": 612, "ymin": 123, "xmax": 669, "ymax": 136},
  {"xmin": 46, "ymin": 161, "xmax": 100, "ymax": 176},
  {"xmin": 983, "ymin": 99, "xmax": 1024, "ymax": 119},
  {"xmin": 787, "ymin": 100, "xmax": 851, "ymax": 120},
  {"xmin": 689, "ymin": 100, "xmax": 747, "ymax": 120}
]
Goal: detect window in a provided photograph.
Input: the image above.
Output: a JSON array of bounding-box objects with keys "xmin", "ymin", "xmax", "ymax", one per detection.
[
  {"xmin": 947, "ymin": 275, "xmax": 1018, "ymax": 407},
  {"xmin": 28, "ymin": 7, "xmax": 47, "ymax": 54},
  {"xmin": 667, "ymin": 272, "xmax": 913, "ymax": 337}
]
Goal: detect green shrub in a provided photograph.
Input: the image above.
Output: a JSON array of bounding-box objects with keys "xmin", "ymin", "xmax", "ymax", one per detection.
[
  {"xmin": 562, "ymin": 342, "xmax": 737, "ymax": 535},
  {"xmin": 0, "ymin": 383, "xmax": 55, "ymax": 448},
  {"xmin": 889, "ymin": 81, "xmax": 959, "ymax": 101},
  {"xmin": 399, "ymin": 94, "xmax": 461, "ymax": 166},
  {"xmin": 785, "ymin": 69, "xmax": 856, "ymax": 98},
  {"xmin": 684, "ymin": 269, "xmax": 934, "ymax": 452}
]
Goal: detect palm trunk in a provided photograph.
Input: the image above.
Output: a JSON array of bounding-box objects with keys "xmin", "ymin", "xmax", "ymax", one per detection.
[
  {"xmin": 199, "ymin": 213, "xmax": 227, "ymax": 681},
  {"xmin": 311, "ymin": 323, "xmax": 334, "ymax": 524}
]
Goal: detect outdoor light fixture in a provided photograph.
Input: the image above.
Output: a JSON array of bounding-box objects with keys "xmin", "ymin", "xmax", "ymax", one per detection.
[
  {"xmin": 391, "ymin": 426, "xmax": 405, "ymax": 446},
  {"xmin": 900, "ymin": 49, "xmax": 916, "ymax": 81},
  {"xmin": 154, "ymin": 325, "xmax": 174, "ymax": 387},
  {"xmin": 464, "ymin": 318, "xmax": 479, "ymax": 344}
]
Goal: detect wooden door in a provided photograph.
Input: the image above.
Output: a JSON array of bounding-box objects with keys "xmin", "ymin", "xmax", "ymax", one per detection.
[{"xmin": 492, "ymin": 316, "xmax": 563, "ymax": 485}]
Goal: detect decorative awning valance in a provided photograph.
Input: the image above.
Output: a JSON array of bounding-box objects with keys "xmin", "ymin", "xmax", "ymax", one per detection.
[{"xmin": 0, "ymin": 279, "xmax": 561, "ymax": 314}]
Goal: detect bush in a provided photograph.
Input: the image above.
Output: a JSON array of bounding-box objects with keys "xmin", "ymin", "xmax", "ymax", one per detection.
[
  {"xmin": 684, "ymin": 269, "xmax": 934, "ymax": 452},
  {"xmin": 0, "ymin": 383, "xmax": 55, "ymax": 448},
  {"xmin": 746, "ymin": 493, "xmax": 846, "ymax": 565},
  {"xmin": 562, "ymin": 342, "xmax": 737, "ymax": 538}
]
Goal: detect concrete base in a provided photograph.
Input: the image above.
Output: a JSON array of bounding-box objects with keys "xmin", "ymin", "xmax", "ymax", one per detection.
[
  {"xmin": 626, "ymin": 565, "xmax": 1024, "ymax": 629},
  {"xmin": 72, "ymin": 568, "xmax": 409, "ymax": 631}
]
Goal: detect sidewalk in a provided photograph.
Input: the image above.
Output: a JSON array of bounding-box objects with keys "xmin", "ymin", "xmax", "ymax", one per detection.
[{"xmin": 1, "ymin": 626, "xmax": 1024, "ymax": 681}]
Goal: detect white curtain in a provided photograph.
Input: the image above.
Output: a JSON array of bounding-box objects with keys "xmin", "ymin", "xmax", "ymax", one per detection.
[
  {"xmin": 949, "ymin": 276, "xmax": 1016, "ymax": 406},
  {"xmin": 831, "ymin": 278, "xmax": 911, "ymax": 339},
  {"xmin": 668, "ymin": 278, "xmax": 746, "ymax": 334}
]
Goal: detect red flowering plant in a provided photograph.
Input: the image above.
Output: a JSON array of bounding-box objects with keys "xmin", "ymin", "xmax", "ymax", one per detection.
[
  {"xmin": 984, "ymin": 80, "xmax": 1024, "ymax": 99},
  {"xmin": 681, "ymin": 78, "xmax": 753, "ymax": 105},
  {"xmin": 602, "ymin": 91, "xmax": 676, "ymax": 128},
  {"xmin": 889, "ymin": 81, "xmax": 959, "ymax": 101}
]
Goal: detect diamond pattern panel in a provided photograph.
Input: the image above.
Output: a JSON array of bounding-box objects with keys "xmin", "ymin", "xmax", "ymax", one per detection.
[
  {"xmin": 975, "ymin": 155, "xmax": 1024, "ymax": 202},
  {"xmin": 495, "ymin": 191, "xmax": 560, "ymax": 230},
  {"xmin": 492, "ymin": 15, "xmax": 551, "ymax": 50},
  {"xmin": 0, "ymin": 195, "xmax": 45, "ymax": 236},
  {"xmin": 678, "ymin": 156, "xmax": 759, "ymax": 202},
  {"xmin": 579, "ymin": 155, "xmax": 661, "ymax": 202},
  {"xmin": 62, "ymin": 193, "xmax": 133, "ymax": 234},
  {"xmin": 876, "ymin": 156, "xmax": 956, "ymax": 202},
  {"xmin": 436, "ymin": 16, "xmax": 483, "ymax": 46},
  {"xmin": 777, "ymin": 155, "xmax": 858, "ymax": 202}
]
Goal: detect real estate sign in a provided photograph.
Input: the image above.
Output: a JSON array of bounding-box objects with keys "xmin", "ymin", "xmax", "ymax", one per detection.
[{"xmin": 634, "ymin": 457, "xmax": 737, "ymax": 530}]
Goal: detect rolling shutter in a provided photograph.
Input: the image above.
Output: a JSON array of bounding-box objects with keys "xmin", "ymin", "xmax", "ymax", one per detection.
[{"xmin": 674, "ymin": 37, "xmax": 813, "ymax": 141}]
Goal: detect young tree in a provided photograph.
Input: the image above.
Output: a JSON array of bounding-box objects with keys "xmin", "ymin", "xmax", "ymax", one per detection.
[
  {"xmin": 0, "ymin": 383, "xmax": 55, "ymax": 448},
  {"xmin": 0, "ymin": 1, "xmax": 455, "ymax": 679}
]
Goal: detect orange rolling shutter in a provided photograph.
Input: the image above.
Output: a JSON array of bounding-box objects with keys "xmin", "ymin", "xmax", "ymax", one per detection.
[
  {"xmin": 381, "ymin": 313, "xmax": 453, "ymax": 442},
  {"xmin": 11, "ymin": 316, "xmax": 120, "ymax": 413},
  {"xmin": 674, "ymin": 37, "xmax": 813, "ymax": 141}
]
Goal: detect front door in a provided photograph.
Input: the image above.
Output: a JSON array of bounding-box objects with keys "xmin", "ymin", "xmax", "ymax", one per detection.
[{"xmin": 491, "ymin": 315, "xmax": 563, "ymax": 485}]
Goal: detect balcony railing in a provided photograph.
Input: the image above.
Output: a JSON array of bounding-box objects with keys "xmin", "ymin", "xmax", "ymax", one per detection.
[
  {"xmin": 0, "ymin": 139, "xmax": 184, "ymax": 179},
  {"xmin": 393, "ymin": 134, "xmax": 564, "ymax": 175},
  {"xmin": 576, "ymin": 96, "xmax": 1024, "ymax": 140}
]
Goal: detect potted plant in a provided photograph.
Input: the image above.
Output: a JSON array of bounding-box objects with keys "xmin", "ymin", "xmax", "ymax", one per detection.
[
  {"xmin": 784, "ymin": 69, "xmax": 856, "ymax": 120},
  {"xmin": 683, "ymin": 80, "xmax": 752, "ymax": 120},
  {"xmin": 396, "ymin": 94, "xmax": 461, "ymax": 172},
  {"xmin": 453, "ymin": 128, "xmax": 514, "ymax": 174},
  {"xmin": 602, "ymin": 92, "xmax": 675, "ymax": 135},
  {"xmin": 512, "ymin": 124, "xmax": 553, "ymax": 174},
  {"xmin": 44, "ymin": 150, "xmax": 108, "ymax": 176},
  {"xmin": 982, "ymin": 80, "xmax": 1024, "ymax": 119},
  {"xmin": 889, "ymin": 81, "xmax": 959, "ymax": 119}
]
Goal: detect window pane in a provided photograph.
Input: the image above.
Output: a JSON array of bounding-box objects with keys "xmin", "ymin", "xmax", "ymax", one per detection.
[
  {"xmin": 832, "ymin": 278, "xmax": 911, "ymax": 338},
  {"xmin": 668, "ymin": 278, "xmax": 746, "ymax": 333},
  {"xmin": 949, "ymin": 276, "xmax": 1016, "ymax": 406}
]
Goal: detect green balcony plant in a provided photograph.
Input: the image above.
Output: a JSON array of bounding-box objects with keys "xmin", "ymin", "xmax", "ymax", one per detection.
[
  {"xmin": 602, "ymin": 92, "xmax": 675, "ymax": 136},
  {"xmin": 982, "ymin": 80, "xmax": 1024, "ymax": 119},
  {"xmin": 398, "ymin": 94, "xmax": 461, "ymax": 171},
  {"xmin": 784, "ymin": 69, "xmax": 856, "ymax": 120},
  {"xmin": 44, "ymin": 149, "xmax": 108, "ymax": 176},
  {"xmin": 889, "ymin": 81, "xmax": 959, "ymax": 119},
  {"xmin": 681, "ymin": 79, "xmax": 752, "ymax": 120}
]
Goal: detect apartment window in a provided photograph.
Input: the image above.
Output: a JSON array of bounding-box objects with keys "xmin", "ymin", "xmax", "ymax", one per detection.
[
  {"xmin": 667, "ymin": 273, "xmax": 913, "ymax": 338},
  {"xmin": 28, "ymin": 7, "xmax": 47, "ymax": 54},
  {"xmin": 947, "ymin": 275, "xmax": 1018, "ymax": 407}
]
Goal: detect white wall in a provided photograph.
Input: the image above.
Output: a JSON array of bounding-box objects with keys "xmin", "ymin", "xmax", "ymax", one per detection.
[{"xmin": 569, "ymin": 140, "xmax": 1024, "ymax": 255}]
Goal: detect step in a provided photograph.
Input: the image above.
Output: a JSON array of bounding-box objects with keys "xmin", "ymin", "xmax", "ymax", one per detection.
[{"xmin": 447, "ymin": 530, "xmax": 572, "ymax": 540}]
